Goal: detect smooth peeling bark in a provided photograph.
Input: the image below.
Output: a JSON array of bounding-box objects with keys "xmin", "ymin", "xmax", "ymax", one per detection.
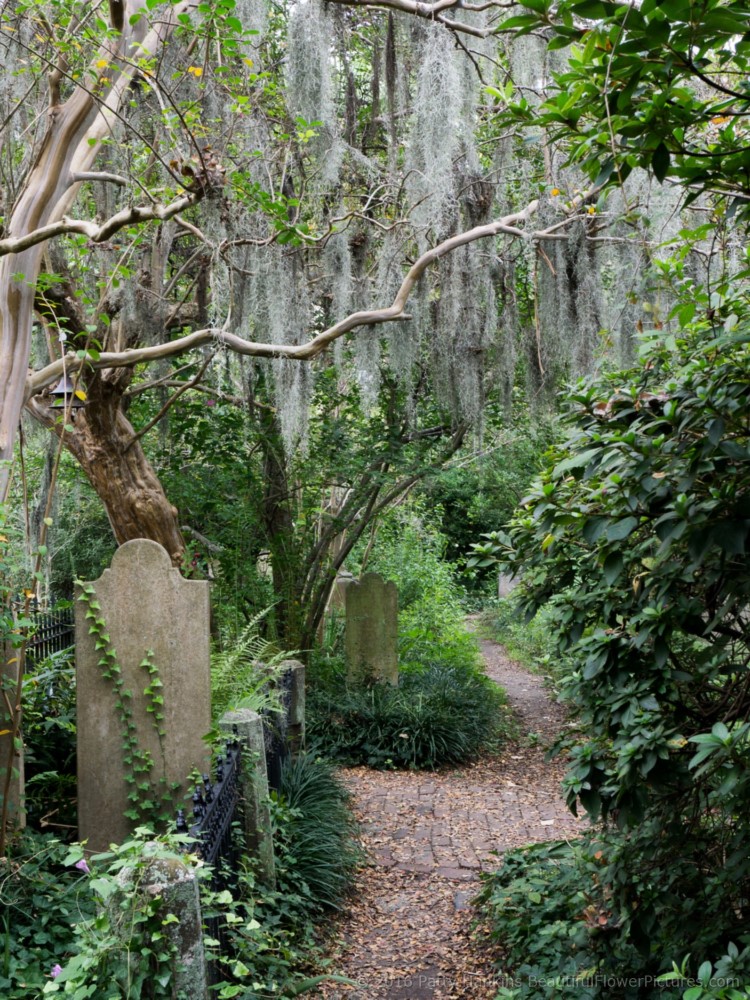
[{"xmin": 0, "ymin": 1, "xmax": 197, "ymax": 502}]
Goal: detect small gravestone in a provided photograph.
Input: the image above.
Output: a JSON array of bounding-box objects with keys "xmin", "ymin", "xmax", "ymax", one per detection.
[
  {"xmin": 76, "ymin": 540, "xmax": 211, "ymax": 852},
  {"xmin": 345, "ymin": 572, "xmax": 398, "ymax": 685}
]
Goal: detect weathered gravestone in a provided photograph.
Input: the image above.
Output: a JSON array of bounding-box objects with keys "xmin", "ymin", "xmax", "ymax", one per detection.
[
  {"xmin": 345, "ymin": 572, "xmax": 399, "ymax": 685},
  {"xmin": 76, "ymin": 539, "xmax": 211, "ymax": 852}
]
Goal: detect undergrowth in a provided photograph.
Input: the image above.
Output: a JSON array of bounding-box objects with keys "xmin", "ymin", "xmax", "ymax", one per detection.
[
  {"xmin": 307, "ymin": 662, "xmax": 511, "ymax": 769},
  {"xmin": 476, "ymin": 837, "xmax": 750, "ymax": 1000}
]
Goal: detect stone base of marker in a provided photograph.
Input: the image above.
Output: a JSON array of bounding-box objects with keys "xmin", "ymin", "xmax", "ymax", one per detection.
[
  {"xmin": 345, "ymin": 572, "xmax": 399, "ymax": 686},
  {"xmin": 111, "ymin": 848, "xmax": 207, "ymax": 999},
  {"xmin": 219, "ymin": 709, "xmax": 276, "ymax": 886},
  {"xmin": 0, "ymin": 647, "xmax": 25, "ymax": 831}
]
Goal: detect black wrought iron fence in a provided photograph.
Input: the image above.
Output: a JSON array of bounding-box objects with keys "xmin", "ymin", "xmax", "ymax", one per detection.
[
  {"xmin": 263, "ymin": 668, "xmax": 294, "ymax": 792},
  {"xmin": 176, "ymin": 730, "xmax": 244, "ymax": 982},
  {"xmin": 176, "ymin": 730, "xmax": 243, "ymax": 883},
  {"xmin": 26, "ymin": 606, "xmax": 75, "ymax": 665}
]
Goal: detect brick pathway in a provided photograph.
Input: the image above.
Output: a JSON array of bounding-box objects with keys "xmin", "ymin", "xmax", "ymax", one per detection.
[{"xmin": 321, "ymin": 634, "xmax": 583, "ymax": 1000}]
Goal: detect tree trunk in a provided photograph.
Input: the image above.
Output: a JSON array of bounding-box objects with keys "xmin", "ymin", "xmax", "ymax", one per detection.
[
  {"xmin": 0, "ymin": 2, "xmax": 195, "ymax": 502},
  {"xmin": 28, "ymin": 376, "xmax": 185, "ymax": 565}
]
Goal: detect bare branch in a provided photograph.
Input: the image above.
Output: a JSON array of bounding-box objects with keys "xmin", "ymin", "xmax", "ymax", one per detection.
[
  {"xmin": 0, "ymin": 191, "xmax": 203, "ymax": 258},
  {"xmin": 25, "ymin": 188, "xmax": 599, "ymax": 399},
  {"xmin": 326, "ymin": 0, "xmax": 509, "ymax": 38},
  {"xmin": 71, "ymin": 171, "xmax": 128, "ymax": 186},
  {"xmin": 123, "ymin": 354, "xmax": 214, "ymax": 450}
]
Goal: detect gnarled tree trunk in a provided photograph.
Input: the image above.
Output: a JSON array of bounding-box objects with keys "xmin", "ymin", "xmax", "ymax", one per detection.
[{"xmin": 28, "ymin": 374, "xmax": 185, "ymax": 565}]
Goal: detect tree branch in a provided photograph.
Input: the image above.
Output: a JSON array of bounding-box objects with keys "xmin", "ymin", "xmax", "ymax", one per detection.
[
  {"xmin": 25, "ymin": 189, "xmax": 599, "ymax": 400},
  {"xmin": 325, "ymin": 0, "xmax": 511, "ymax": 38},
  {"xmin": 0, "ymin": 191, "xmax": 204, "ymax": 258},
  {"xmin": 71, "ymin": 171, "xmax": 128, "ymax": 186}
]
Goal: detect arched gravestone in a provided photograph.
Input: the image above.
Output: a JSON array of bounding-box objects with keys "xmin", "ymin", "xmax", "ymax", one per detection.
[
  {"xmin": 345, "ymin": 572, "xmax": 399, "ymax": 686},
  {"xmin": 76, "ymin": 540, "xmax": 211, "ymax": 852}
]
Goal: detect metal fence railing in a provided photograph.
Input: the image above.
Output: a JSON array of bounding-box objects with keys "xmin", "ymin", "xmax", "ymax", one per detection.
[{"xmin": 26, "ymin": 607, "xmax": 75, "ymax": 665}]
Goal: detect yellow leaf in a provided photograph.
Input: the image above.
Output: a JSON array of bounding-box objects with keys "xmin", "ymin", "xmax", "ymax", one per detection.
[
  {"xmin": 74, "ymin": 389, "xmax": 87, "ymax": 401},
  {"xmin": 0, "ymin": 534, "xmax": 7, "ymax": 542},
  {"xmin": 0, "ymin": 730, "xmax": 11, "ymax": 737},
  {"xmin": 96, "ymin": 59, "xmax": 109, "ymax": 69},
  {"xmin": 243, "ymin": 57, "xmax": 253, "ymax": 68},
  {"xmin": 187, "ymin": 66, "xmax": 203, "ymax": 77},
  {"xmin": 541, "ymin": 533, "xmax": 555, "ymax": 551}
]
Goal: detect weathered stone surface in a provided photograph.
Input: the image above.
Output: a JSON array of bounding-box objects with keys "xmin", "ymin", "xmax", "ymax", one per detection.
[
  {"xmin": 328, "ymin": 569, "xmax": 356, "ymax": 610},
  {"xmin": 112, "ymin": 848, "xmax": 208, "ymax": 999},
  {"xmin": 76, "ymin": 539, "xmax": 211, "ymax": 851},
  {"xmin": 219, "ymin": 708, "xmax": 275, "ymax": 886},
  {"xmin": 345, "ymin": 572, "xmax": 398, "ymax": 685},
  {"xmin": 281, "ymin": 659, "xmax": 305, "ymax": 755}
]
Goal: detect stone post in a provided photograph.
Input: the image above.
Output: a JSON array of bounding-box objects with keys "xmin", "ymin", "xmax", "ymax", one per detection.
[
  {"xmin": 345, "ymin": 572, "xmax": 399, "ymax": 685},
  {"xmin": 219, "ymin": 709, "xmax": 276, "ymax": 886},
  {"xmin": 76, "ymin": 540, "xmax": 211, "ymax": 852},
  {"xmin": 112, "ymin": 849, "xmax": 208, "ymax": 1000},
  {"xmin": 280, "ymin": 659, "xmax": 305, "ymax": 755}
]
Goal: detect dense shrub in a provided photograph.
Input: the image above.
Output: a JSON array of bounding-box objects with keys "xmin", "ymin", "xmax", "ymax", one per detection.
[
  {"xmin": 477, "ymin": 837, "xmax": 750, "ymax": 1000},
  {"xmin": 363, "ymin": 509, "xmax": 480, "ymax": 674},
  {"xmin": 22, "ymin": 648, "xmax": 77, "ymax": 831},
  {"xmin": 0, "ymin": 833, "xmax": 93, "ymax": 1000},
  {"xmin": 17, "ymin": 756, "xmax": 360, "ymax": 999},
  {"xmin": 308, "ymin": 663, "xmax": 510, "ymax": 769},
  {"xmin": 478, "ymin": 325, "xmax": 750, "ymax": 985}
]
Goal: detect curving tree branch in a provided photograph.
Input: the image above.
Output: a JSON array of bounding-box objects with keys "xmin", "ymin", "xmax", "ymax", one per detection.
[
  {"xmin": 0, "ymin": 191, "xmax": 205, "ymax": 258},
  {"xmin": 26, "ymin": 189, "xmax": 598, "ymax": 399}
]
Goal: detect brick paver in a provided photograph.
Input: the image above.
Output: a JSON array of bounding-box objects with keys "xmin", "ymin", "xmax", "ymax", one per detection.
[{"xmin": 321, "ymin": 632, "xmax": 585, "ymax": 1000}]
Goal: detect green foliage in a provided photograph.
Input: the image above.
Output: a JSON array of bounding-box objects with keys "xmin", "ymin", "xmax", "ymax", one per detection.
[
  {"xmin": 199, "ymin": 757, "xmax": 359, "ymax": 997},
  {"xmin": 0, "ymin": 832, "xmax": 94, "ymax": 1000},
  {"xmin": 308, "ymin": 663, "xmax": 510, "ymax": 770},
  {"xmin": 275, "ymin": 753, "xmax": 359, "ymax": 912},
  {"xmin": 424, "ymin": 414, "xmax": 558, "ymax": 576},
  {"xmin": 500, "ymin": 0, "xmax": 750, "ymax": 212},
  {"xmin": 43, "ymin": 834, "xmax": 191, "ymax": 999},
  {"xmin": 210, "ymin": 609, "xmax": 295, "ymax": 721},
  {"xmin": 477, "ymin": 836, "xmax": 750, "ymax": 1000},
  {"xmin": 491, "ymin": 321, "xmax": 750, "ymax": 970},
  {"xmin": 363, "ymin": 508, "xmax": 480, "ymax": 673},
  {"xmin": 22, "ymin": 647, "xmax": 77, "ymax": 831}
]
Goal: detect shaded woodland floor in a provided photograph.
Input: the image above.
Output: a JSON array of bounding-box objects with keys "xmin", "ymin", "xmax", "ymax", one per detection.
[{"xmin": 320, "ymin": 634, "xmax": 583, "ymax": 999}]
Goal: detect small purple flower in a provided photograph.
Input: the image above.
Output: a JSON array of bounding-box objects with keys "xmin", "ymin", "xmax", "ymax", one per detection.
[
  {"xmin": 205, "ymin": 398, "xmax": 215, "ymax": 407},
  {"xmin": 75, "ymin": 857, "xmax": 90, "ymax": 874},
  {"xmin": 51, "ymin": 964, "xmax": 63, "ymax": 979}
]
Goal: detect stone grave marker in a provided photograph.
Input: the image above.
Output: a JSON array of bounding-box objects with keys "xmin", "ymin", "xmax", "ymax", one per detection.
[
  {"xmin": 76, "ymin": 539, "xmax": 211, "ymax": 852},
  {"xmin": 345, "ymin": 572, "xmax": 399, "ymax": 685}
]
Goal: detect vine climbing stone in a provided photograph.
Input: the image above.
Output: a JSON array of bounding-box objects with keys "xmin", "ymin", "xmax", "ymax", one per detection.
[{"xmin": 75, "ymin": 539, "xmax": 211, "ymax": 852}]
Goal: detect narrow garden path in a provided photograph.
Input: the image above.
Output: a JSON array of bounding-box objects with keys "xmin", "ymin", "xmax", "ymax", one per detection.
[{"xmin": 320, "ymin": 633, "xmax": 582, "ymax": 999}]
